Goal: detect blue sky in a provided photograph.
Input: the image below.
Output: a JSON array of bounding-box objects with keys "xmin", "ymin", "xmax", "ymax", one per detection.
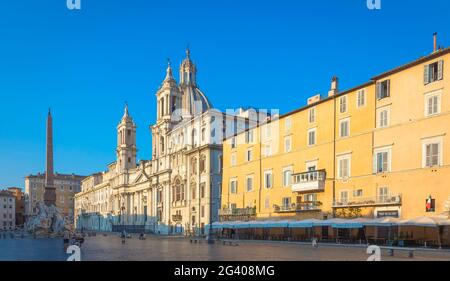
[{"xmin": 0, "ymin": 0, "xmax": 449, "ymax": 189}]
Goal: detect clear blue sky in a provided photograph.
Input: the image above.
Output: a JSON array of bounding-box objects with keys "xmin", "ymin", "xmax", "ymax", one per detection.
[{"xmin": 1, "ymin": 0, "xmax": 449, "ymax": 189}]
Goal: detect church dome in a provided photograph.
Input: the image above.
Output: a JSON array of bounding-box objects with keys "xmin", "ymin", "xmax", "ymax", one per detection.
[{"xmin": 178, "ymin": 49, "xmax": 212, "ymax": 116}]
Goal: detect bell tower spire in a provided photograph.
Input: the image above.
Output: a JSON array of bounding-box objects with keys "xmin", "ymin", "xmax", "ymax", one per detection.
[
  {"xmin": 180, "ymin": 47, "xmax": 197, "ymax": 86},
  {"xmin": 116, "ymin": 103, "xmax": 137, "ymax": 172}
]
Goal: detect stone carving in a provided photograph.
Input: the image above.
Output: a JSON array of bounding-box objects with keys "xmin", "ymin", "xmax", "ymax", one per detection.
[{"xmin": 25, "ymin": 202, "xmax": 68, "ymax": 235}]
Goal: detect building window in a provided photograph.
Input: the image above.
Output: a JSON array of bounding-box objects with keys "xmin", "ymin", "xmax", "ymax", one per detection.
[
  {"xmin": 231, "ymin": 137, "xmax": 237, "ymax": 149},
  {"xmin": 338, "ymin": 155, "xmax": 351, "ymax": 179},
  {"xmin": 424, "ymin": 60, "xmax": 444, "ymax": 84},
  {"xmin": 340, "ymin": 190, "xmax": 349, "ymax": 204},
  {"xmin": 246, "ymin": 176, "xmax": 253, "ymax": 192},
  {"xmin": 285, "ymin": 117, "xmax": 292, "ymax": 133},
  {"xmin": 353, "ymin": 189, "xmax": 363, "ymax": 197},
  {"xmin": 229, "ymin": 179, "xmax": 237, "ymax": 194},
  {"xmin": 282, "ymin": 168, "xmax": 292, "ymax": 187},
  {"xmin": 284, "ymin": 136, "xmax": 292, "ymax": 153},
  {"xmin": 374, "ymin": 149, "xmax": 390, "ymax": 173},
  {"xmin": 282, "ymin": 197, "xmax": 291, "ymax": 209},
  {"xmin": 201, "ymin": 128, "xmax": 206, "ymax": 142},
  {"xmin": 265, "ymin": 124, "xmax": 271, "ymax": 139},
  {"xmin": 339, "ymin": 96, "xmax": 347, "ymax": 113},
  {"xmin": 60, "ymin": 186, "xmax": 64, "ymax": 191},
  {"xmin": 199, "ymin": 155, "xmax": 206, "ymax": 173},
  {"xmin": 339, "ymin": 119, "xmax": 350, "ymax": 138},
  {"xmin": 309, "ymin": 107, "xmax": 316, "ymax": 123},
  {"xmin": 201, "ymin": 205, "xmax": 205, "ymax": 218},
  {"xmin": 378, "ymin": 187, "xmax": 389, "ymax": 202},
  {"xmin": 246, "ymin": 149, "xmax": 253, "ymax": 162},
  {"xmin": 218, "ymin": 155, "xmax": 223, "ymax": 172},
  {"xmin": 376, "ymin": 80, "xmax": 390, "ymax": 100},
  {"xmin": 230, "ymin": 153, "xmax": 236, "ymax": 167},
  {"xmin": 245, "ymin": 130, "xmax": 254, "ymax": 143},
  {"xmin": 173, "ymin": 180, "xmax": 184, "ymax": 202},
  {"xmin": 357, "ymin": 89, "xmax": 366, "ymax": 108},
  {"xmin": 191, "ymin": 157, "xmax": 198, "ymax": 175},
  {"xmin": 305, "ymin": 193, "xmax": 317, "ymax": 203},
  {"xmin": 425, "ymin": 93, "xmax": 440, "ymax": 116},
  {"xmin": 425, "ymin": 143, "xmax": 440, "ymax": 167},
  {"xmin": 308, "ymin": 128, "xmax": 316, "ymax": 146},
  {"xmin": 200, "ymin": 183, "xmax": 206, "ymax": 198},
  {"xmin": 377, "ymin": 108, "xmax": 390, "ymax": 128},
  {"xmin": 191, "ymin": 183, "xmax": 196, "ymax": 200},
  {"xmin": 264, "ymin": 171, "xmax": 273, "ymax": 189},
  {"xmin": 264, "ymin": 144, "xmax": 271, "ymax": 157}
]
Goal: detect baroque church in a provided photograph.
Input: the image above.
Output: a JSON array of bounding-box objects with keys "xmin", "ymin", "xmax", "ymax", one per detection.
[{"xmin": 74, "ymin": 50, "xmax": 261, "ymax": 235}]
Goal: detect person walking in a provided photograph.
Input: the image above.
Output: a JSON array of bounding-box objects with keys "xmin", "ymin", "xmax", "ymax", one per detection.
[{"xmin": 121, "ymin": 229, "xmax": 126, "ymax": 244}]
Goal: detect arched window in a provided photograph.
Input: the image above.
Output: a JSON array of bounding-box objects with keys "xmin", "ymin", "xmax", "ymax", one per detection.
[
  {"xmin": 173, "ymin": 179, "xmax": 184, "ymax": 202},
  {"xmin": 201, "ymin": 128, "xmax": 206, "ymax": 142}
]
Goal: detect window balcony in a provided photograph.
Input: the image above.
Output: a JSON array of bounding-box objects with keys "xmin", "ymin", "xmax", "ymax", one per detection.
[
  {"xmin": 273, "ymin": 202, "xmax": 322, "ymax": 213},
  {"xmin": 291, "ymin": 170, "xmax": 326, "ymax": 193},
  {"xmin": 333, "ymin": 194, "xmax": 402, "ymax": 208},
  {"xmin": 172, "ymin": 214, "xmax": 182, "ymax": 222}
]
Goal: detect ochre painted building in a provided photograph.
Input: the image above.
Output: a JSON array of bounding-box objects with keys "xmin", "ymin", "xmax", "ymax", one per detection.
[{"xmin": 221, "ymin": 44, "xmax": 450, "ymax": 222}]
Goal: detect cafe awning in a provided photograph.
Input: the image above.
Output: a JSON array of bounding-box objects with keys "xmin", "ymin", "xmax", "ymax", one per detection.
[
  {"xmin": 288, "ymin": 219, "xmax": 322, "ymax": 228},
  {"xmin": 398, "ymin": 216, "xmax": 442, "ymax": 227}
]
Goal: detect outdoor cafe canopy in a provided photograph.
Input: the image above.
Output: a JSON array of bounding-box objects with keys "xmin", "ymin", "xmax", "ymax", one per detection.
[{"xmin": 211, "ymin": 216, "xmax": 450, "ymax": 230}]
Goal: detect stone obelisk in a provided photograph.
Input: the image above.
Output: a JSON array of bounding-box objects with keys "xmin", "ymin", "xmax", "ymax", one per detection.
[{"xmin": 44, "ymin": 108, "xmax": 56, "ymax": 207}]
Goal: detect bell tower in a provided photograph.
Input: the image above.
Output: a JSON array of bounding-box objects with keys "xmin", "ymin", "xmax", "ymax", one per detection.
[
  {"xmin": 116, "ymin": 104, "xmax": 137, "ymax": 172},
  {"xmin": 156, "ymin": 61, "xmax": 181, "ymax": 123}
]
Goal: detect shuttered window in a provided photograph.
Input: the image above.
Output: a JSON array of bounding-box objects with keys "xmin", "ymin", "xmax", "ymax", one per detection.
[
  {"xmin": 376, "ymin": 80, "xmax": 390, "ymax": 99},
  {"xmin": 339, "ymin": 96, "xmax": 347, "ymax": 113},
  {"xmin": 424, "ymin": 60, "xmax": 444, "ymax": 84},
  {"xmin": 426, "ymin": 95, "xmax": 440, "ymax": 116},
  {"xmin": 425, "ymin": 143, "xmax": 440, "ymax": 167}
]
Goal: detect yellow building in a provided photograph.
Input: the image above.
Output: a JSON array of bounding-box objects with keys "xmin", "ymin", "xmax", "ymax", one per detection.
[{"xmin": 221, "ymin": 43, "xmax": 450, "ymax": 222}]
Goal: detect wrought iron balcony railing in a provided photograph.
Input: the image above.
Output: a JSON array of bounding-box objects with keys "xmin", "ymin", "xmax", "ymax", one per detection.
[
  {"xmin": 273, "ymin": 202, "xmax": 322, "ymax": 213},
  {"xmin": 219, "ymin": 207, "xmax": 256, "ymax": 216},
  {"xmin": 333, "ymin": 194, "xmax": 402, "ymax": 208}
]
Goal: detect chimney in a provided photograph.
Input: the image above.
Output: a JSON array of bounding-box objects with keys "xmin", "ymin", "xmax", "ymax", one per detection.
[
  {"xmin": 433, "ymin": 32, "xmax": 437, "ymax": 52},
  {"xmin": 328, "ymin": 76, "xmax": 339, "ymax": 97}
]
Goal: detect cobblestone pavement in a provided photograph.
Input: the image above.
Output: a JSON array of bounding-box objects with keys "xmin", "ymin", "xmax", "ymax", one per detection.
[{"xmin": 2, "ymin": 234, "xmax": 450, "ymax": 261}]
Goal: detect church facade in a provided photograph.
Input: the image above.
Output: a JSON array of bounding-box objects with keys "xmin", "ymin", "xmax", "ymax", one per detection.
[{"xmin": 74, "ymin": 50, "xmax": 263, "ymax": 235}]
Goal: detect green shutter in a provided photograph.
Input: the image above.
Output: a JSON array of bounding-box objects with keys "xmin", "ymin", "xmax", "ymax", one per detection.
[
  {"xmin": 438, "ymin": 60, "xmax": 444, "ymax": 80},
  {"xmin": 424, "ymin": 64, "xmax": 430, "ymax": 84}
]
